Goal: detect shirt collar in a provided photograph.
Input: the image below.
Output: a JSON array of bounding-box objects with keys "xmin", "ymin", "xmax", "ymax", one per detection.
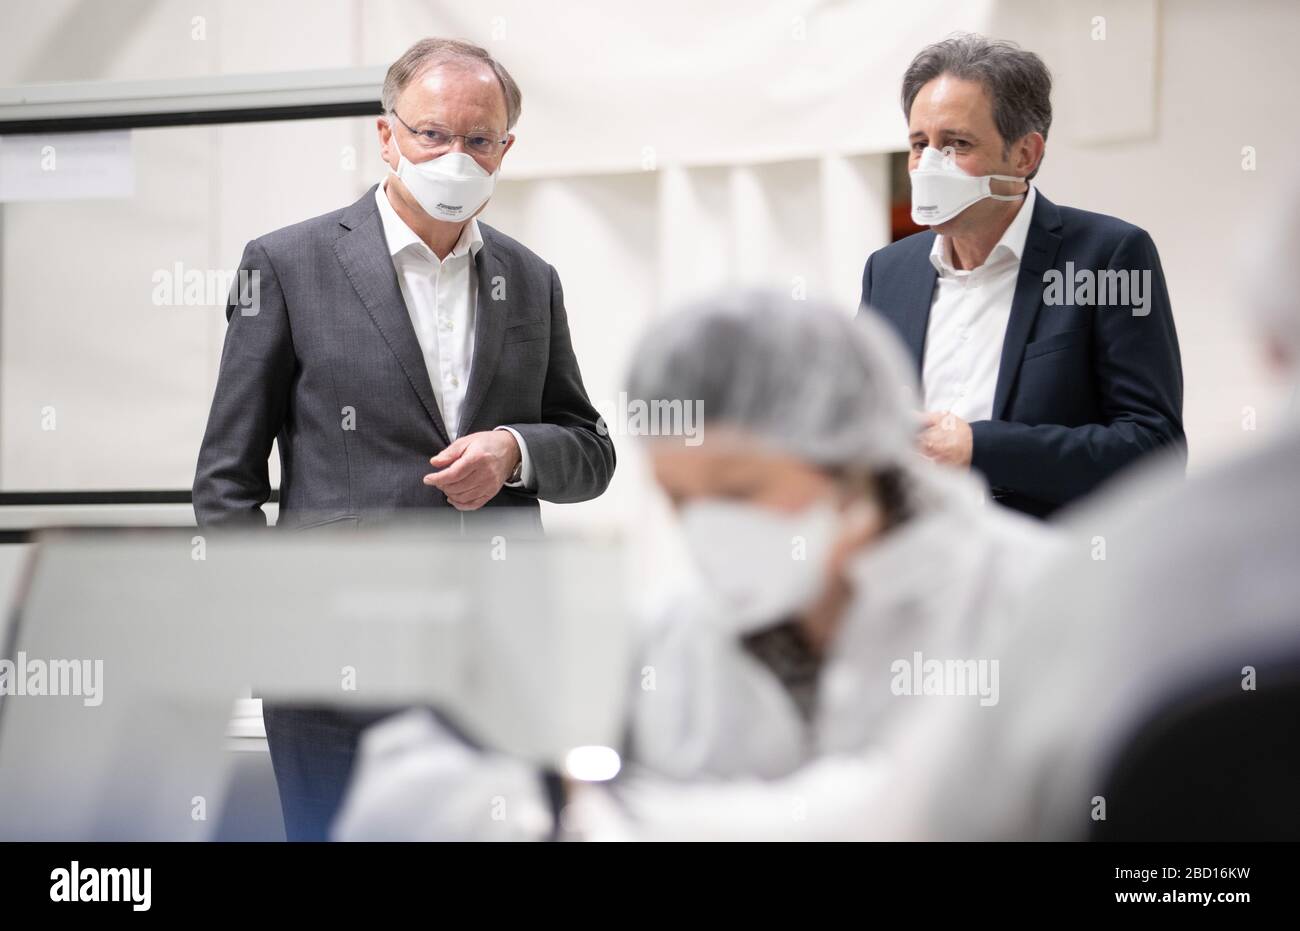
[
  {"xmin": 930, "ymin": 184, "xmax": 1037, "ymax": 276},
  {"xmin": 375, "ymin": 177, "xmax": 484, "ymax": 262}
]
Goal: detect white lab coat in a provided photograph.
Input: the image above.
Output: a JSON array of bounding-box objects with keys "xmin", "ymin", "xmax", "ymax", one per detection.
[
  {"xmin": 335, "ymin": 467, "xmax": 1057, "ymax": 841},
  {"xmin": 884, "ymin": 424, "xmax": 1300, "ymax": 840},
  {"xmin": 626, "ymin": 471, "xmax": 1054, "ymax": 784},
  {"xmin": 598, "ymin": 423, "xmax": 1300, "ymax": 841},
  {"xmin": 569, "ymin": 468, "xmax": 1056, "ymax": 840}
]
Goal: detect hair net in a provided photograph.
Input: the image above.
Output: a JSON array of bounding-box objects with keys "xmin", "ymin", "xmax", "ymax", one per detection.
[{"xmin": 626, "ymin": 290, "xmax": 920, "ymax": 471}]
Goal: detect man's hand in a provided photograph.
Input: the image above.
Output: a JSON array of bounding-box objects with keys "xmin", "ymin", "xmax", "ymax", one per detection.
[
  {"xmin": 918, "ymin": 411, "xmax": 973, "ymax": 468},
  {"xmin": 424, "ymin": 430, "xmax": 521, "ymax": 510}
]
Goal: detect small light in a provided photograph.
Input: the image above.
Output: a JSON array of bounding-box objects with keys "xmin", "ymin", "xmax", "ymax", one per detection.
[{"xmin": 563, "ymin": 745, "xmax": 621, "ymax": 782}]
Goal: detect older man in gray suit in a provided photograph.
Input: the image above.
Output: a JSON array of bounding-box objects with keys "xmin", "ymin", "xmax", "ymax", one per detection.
[{"xmin": 193, "ymin": 38, "xmax": 615, "ymax": 839}]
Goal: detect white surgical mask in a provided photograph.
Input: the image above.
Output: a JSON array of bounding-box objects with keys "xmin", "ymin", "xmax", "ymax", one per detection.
[
  {"xmin": 680, "ymin": 497, "xmax": 840, "ymax": 636},
  {"xmin": 393, "ymin": 150, "xmax": 497, "ymax": 223},
  {"xmin": 910, "ymin": 146, "xmax": 1025, "ymax": 226}
]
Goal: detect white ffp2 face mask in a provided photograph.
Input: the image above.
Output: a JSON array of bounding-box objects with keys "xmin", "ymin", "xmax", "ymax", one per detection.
[
  {"xmin": 393, "ymin": 150, "xmax": 497, "ymax": 223},
  {"xmin": 679, "ymin": 497, "xmax": 840, "ymax": 636},
  {"xmin": 910, "ymin": 146, "xmax": 1025, "ymax": 226}
]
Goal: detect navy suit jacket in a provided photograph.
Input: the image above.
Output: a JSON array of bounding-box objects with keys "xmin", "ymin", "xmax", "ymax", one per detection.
[{"xmin": 860, "ymin": 191, "xmax": 1185, "ymax": 518}]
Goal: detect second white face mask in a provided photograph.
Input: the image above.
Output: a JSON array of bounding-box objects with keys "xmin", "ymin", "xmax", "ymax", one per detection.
[
  {"xmin": 680, "ymin": 497, "xmax": 840, "ymax": 636},
  {"xmin": 394, "ymin": 150, "xmax": 497, "ymax": 223},
  {"xmin": 910, "ymin": 145, "xmax": 1025, "ymax": 226}
]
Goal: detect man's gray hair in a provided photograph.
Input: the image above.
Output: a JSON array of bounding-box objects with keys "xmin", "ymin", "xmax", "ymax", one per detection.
[
  {"xmin": 382, "ymin": 37, "xmax": 522, "ymax": 129},
  {"xmin": 902, "ymin": 33, "xmax": 1052, "ymax": 179}
]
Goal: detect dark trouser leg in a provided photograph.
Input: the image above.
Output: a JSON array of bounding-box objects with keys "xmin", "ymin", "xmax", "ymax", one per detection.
[{"xmin": 261, "ymin": 704, "xmax": 397, "ymax": 841}]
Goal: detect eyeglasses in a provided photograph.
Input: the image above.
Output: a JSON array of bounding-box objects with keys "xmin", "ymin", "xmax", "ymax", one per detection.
[{"xmin": 390, "ymin": 110, "xmax": 508, "ymax": 157}]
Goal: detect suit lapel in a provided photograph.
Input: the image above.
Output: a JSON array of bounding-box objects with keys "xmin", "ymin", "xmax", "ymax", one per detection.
[
  {"xmin": 457, "ymin": 227, "xmax": 510, "ymax": 437},
  {"xmin": 333, "ymin": 186, "xmax": 451, "ymax": 445},
  {"xmin": 880, "ymin": 232, "xmax": 937, "ymax": 376},
  {"xmin": 899, "ymin": 255, "xmax": 938, "ymax": 375},
  {"xmin": 991, "ymin": 193, "xmax": 1063, "ymax": 421}
]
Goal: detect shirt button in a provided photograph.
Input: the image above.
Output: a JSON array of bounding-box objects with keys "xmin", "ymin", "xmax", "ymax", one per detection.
[{"xmin": 448, "ymin": 374, "xmax": 459, "ymax": 387}]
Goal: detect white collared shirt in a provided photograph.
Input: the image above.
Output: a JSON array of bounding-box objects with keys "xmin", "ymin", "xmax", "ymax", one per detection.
[
  {"xmin": 920, "ymin": 186, "xmax": 1037, "ymax": 423},
  {"xmin": 374, "ymin": 180, "xmax": 533, "ymax": 487}
]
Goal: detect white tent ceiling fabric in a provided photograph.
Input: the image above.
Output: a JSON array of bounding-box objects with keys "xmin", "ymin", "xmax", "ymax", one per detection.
[{"xmin": 365, "ymin": 0, "xmax": 994, "ymax": 177}]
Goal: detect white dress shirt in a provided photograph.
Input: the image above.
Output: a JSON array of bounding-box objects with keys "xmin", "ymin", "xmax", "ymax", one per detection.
[
  {"xmin": 374, "ymin": 180, "xmax": 533, "ymax": 488},
  {"xmin": 920, "ymin": 186, "xmax": 1037, "ymax": 423}
]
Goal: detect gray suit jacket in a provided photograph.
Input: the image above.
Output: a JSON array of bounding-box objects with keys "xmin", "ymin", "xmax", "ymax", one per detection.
[{"xmin": 193, "ymin": 185, "xmax": 615, "ymax": 531}]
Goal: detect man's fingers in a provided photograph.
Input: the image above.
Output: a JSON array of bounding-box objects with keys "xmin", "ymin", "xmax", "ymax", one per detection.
[
  {"xmin": 426, "ymin": 435, "xmax": 505, "ymax": 506},
  {"xmin": 429, "ymin": 437, "xmax": 469, "ymax": 467},
  {"xmin": 449, "ymin": 490, "xmax": 493, "ymax": 511},
  {"xmin": 425, "ymin": 454, "xmax": 474, "ymax": 487},
  {"xmin": 917, "ymin": 426, "xmax": 942, "ymax": 457},
  {"xmin": 441, "ymin": 482, "xmax": 489, "ymax": 504},
  {"xmin": 445, "ymin": 474, "xmax": 502, "ymax": 508},
  {"xmin": 437, "ymin": 469, "xmax": 492, "ymax": 498},
  {"xmin": 429, "ymin": 464, "xmax": 487, "ymax": 496}
]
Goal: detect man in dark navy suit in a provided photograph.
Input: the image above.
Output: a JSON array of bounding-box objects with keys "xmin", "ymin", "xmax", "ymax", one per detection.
[{"xmin": 860, "ymin": 35, "xmax": 1184, "ymax": 518}]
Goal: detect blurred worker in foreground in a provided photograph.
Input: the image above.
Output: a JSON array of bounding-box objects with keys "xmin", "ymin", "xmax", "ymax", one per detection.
[{"xmin": 333, "ymin": 292, "xmax": 1060, "ymax": 841}]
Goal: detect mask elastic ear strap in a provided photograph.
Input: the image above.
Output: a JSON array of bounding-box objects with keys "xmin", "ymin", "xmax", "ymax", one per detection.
[{"xmin": 987, "ymin": 174, "xmax": 1028, "ymax": 201}]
